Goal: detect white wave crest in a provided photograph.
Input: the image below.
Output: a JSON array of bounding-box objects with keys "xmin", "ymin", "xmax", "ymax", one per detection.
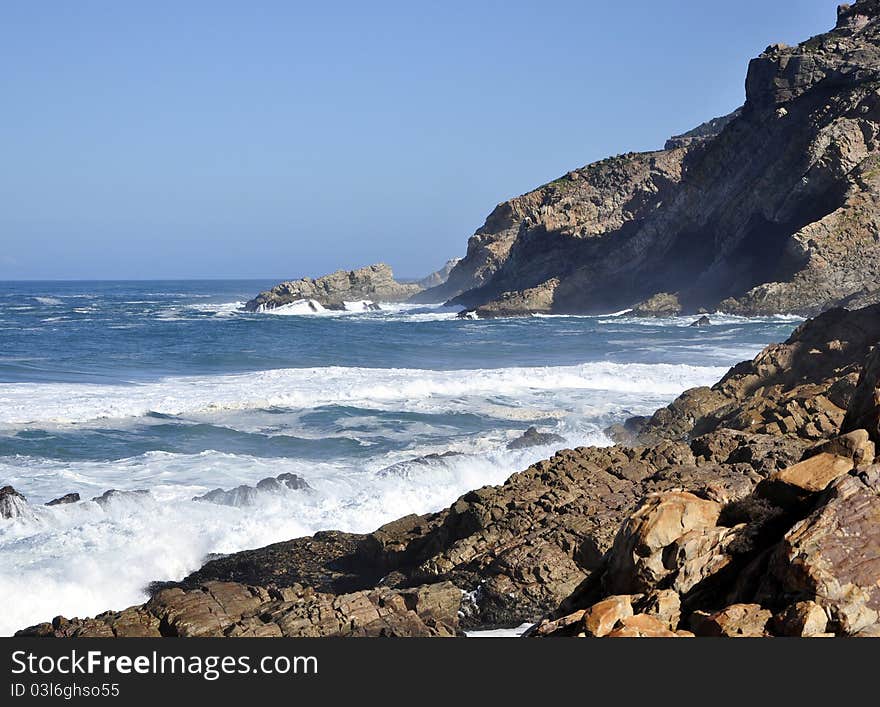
[{"xmin": 0, "ymin": 361, "xmax": 727, "ymax": 428}]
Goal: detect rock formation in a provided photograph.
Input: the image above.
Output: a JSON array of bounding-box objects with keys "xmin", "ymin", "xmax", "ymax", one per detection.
[
  {"xmin": 244, "ymin": 264, "xmax": 422, "ymax": 312},
  {"xmin": 0, "ymin": 486, "xmax": 29, "ymax": 520},
  {"xmin": 426, "ymin": 1, "xmax": 880, "ymax": 317},
  {"xmin": 415, "ymin": 258, "xmax": 462, "ymax": 292}
]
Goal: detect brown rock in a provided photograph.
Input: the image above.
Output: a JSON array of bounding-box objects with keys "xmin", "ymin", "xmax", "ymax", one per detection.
[
  {"xmin": 583, "ymin": 595, "xmax": 634, "ymax": 637},
  {"xmin": 604, "ymin": 492, "xmax": 722, "ymax": 594},
  {"xmin": 772, "ymin": 601, "xmax": 829, "ymax": 637},
  {"xmin": 759, "ymin": 474, "xmax": 880, "ymax": 634},
  {"xmin": 764, "ymin": 453, "xmax": 854, "ymax": 494},
  {"xmin": 637, "ymin": 589, "xmax": 681, "ymax": 630},
  {"xmin": 606, "ymin": 613, "xmax": 680, "ymax": 638},
  {"xmin": 691, "ymin": 604, "xmax": 772, "ymax": 637}
]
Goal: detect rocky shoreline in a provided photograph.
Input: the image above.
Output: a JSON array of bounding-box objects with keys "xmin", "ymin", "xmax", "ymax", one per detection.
[{"xmin": 13, "ymin": 302, "xmax": 880, "ymax": 637}]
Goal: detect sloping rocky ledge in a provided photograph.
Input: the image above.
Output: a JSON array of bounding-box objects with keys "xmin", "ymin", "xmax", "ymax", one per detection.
[{"xmin": 15, "ymin": 303, "xmax": 880, "ymax": 637}]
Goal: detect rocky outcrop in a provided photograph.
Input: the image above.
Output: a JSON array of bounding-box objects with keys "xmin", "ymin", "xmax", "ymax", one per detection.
[
  {"xmin": 193, "ymin": 473, "xmax": 310, "ymax": 507},
  {"xmin": 425, "ymin": 1, "xmax": 880, "ymax": 317},
  {"xmin": 625, "ymin": 304, "xmax": 880, "ymax": 445},
  {"xmin": 18, "ymin": 581, "xmax": 461, "ymax": 638},
  {"xmin": 532, "ymin": 433, "xmax": 880, "ymax": 638},
  {"xmin": 244, "ymin": 264, "xmax": 422, "ymax": 312},
  {"xmin": 414, "ymin": 258, "xmax": 462, "ymax": 292},
  {"xmin": 632, "ymin": 293, "xmax": 682, "ymax": 317}
]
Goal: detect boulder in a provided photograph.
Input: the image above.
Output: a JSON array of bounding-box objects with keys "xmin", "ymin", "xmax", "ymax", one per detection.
[
  {"xmin": 604, "ymin": 491, "xmax": 722, "ymax": 594},
  {"xmin": 194, "ymin": 473, "xmax": 311, "ymax": 506},
  {"xmin": 606, "ymin": 613, "xmax": 681, "ymax": 638},
  {"xmin": 690, "ymin": 604, "xmax": 772, "ymax": 637},
  {"xmin": 583, "ymin": 595, "xmax": 634, "ymax": 637},
  {"xmin": 636, "ymin": 589, "xmax": 682, "ymax": 630},
  {"xmin": 772, "ymin": 601, "xmax": 829, "ymax": 637},
  {"xmin": 757, "ymin": 453, "xmax": 854, "ymax": 504}
]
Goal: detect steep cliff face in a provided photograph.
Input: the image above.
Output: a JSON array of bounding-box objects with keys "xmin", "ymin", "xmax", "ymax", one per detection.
[{"xmin": 427, "ymin": 1, "xmax": 880, "ymax": 317}]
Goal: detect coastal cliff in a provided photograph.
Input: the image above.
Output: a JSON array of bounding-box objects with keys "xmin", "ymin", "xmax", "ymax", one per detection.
[
  {"xmin": 16, "ymin": 301, "xmax": 880, "ymax": 637},
  {"xmin": 425, "ymin": 1, "xmax": 880, "ymax": 318}
]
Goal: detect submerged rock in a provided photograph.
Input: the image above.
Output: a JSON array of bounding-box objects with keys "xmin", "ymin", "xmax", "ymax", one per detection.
[
  {"xmin": 46, "ymin": 493, "xmax": 80, "ymax": 506},
  {"xmin": 506, "ymin": 426, "xmax": 566, "ymax": 449},
  {"xmin": 193, "ymin": 473, "xmax": 311, "ymax": 507},
  {"xmin": 0, "ymin": 486, "xmax": 29, "ymax": 520},
  {"xmin": 689, "ymin": 315, "xmax": 711, "ymax": 328}
]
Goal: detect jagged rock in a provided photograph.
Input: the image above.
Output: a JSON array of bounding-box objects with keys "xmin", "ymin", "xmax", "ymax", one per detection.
[
  {"xmin": 665, "ymin": 110, "xmax": 742, "ymax": 150},
  {"xmin": 244, "ymin": 264, "xmax": 422, "ymax": 312},
  {"xmin": 842, "ymin": 346, "xmax": 880, "ymax": 444},
  {"xmin": 506, "ymin": 426, "xmax": 566, "ymax": 450},
  {"xmin": 375, "ymin": 451, "xmax": 462, "ymax": 478},
  {"xmin": 0, "ymin": 486, "xmax": 29, "ymax": 520},
  {"xmin": 91, "ymin": 489, "xmax": 151, "ymax": 506},
  {"xmin": 46, "ymin": 493, "xmax": 80, "ymax": 506},
  {"xmin": 604, "ymin": 491, "xmax": 722, "ymax": 595},
  {"xmin": 426, "ymin": 3, "xmax": 880, "ymax": 316},
  {"xmin": 632, "ymin": 293, "xmax": 682, "ymax": 317},
  {"xmin": 583, "ymin": 595, "xmax": 634, "ymax": 637},
  {"xmin": 414, "ymin": 258, "xmax": 462, "ymax": 291},
  {"xmin": 463, "ymin": 279, "xmax": 560, "ymax": 319},
  {"xmin": 811, "ymin": 428, "xmax": 875, "ymax": 465},
  {"xmin": 194, "ymin": 473, "xmax": 310, "ymax": 506},
  {"xmin": 757, "ymin": 452, "xmax": 854, "ymax": 505},
  {"xmin": 635, "ymin": 304, "xmax": 880, "ymax": 445},
  {"xmin": 772, "ymin": 600, "xmax": 829, "ymax": 637},
  {"xmin": 689, "ymin": 315, "xmax": 711, "ymax": 328},
  {"xmin": 636, "ymin": 589, "xmax": 681, "ymax": 630},
  {"xmin": 757, "ymin": 474, "xmax": 880, "ymax": 635},
  {"xmin": 606, "ymin": 613, "xmax": 681, "ymax": 638},
  {"xmin": 690, "ymin": 604, "xmax": 772, "ymax": 637}
]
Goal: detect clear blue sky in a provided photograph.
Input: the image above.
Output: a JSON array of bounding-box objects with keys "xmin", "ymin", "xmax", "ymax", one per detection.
[{"xmin": 1, "ymin": 0, "xmax": 837, "ymax": 280}]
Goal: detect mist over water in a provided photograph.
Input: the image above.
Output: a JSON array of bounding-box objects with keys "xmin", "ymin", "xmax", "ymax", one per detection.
[{"xmin": 0, "ymin": 281, "xmax": 803, "ymax": 635}]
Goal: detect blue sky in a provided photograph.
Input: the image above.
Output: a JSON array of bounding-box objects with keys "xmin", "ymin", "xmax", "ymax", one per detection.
[{"xmin": 1, "ymin": 0, "xmax": 837, "ymax": 280}]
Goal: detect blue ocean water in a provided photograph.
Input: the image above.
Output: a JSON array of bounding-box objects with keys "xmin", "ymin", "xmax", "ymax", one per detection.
[{"xmin": 0, "ymin": 280, "xmax": 802, "ymax": 634}]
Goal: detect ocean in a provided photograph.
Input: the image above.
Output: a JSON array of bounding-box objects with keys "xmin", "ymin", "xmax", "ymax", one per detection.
[{"xmin": 0, "ymin": 280, "xmax": 803, "ymax": 635}]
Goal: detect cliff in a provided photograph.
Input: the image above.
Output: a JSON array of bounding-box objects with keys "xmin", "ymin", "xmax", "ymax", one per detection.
[{"xmin": 424, "ymin": 1, "xmax": 880, "ymax": 317}]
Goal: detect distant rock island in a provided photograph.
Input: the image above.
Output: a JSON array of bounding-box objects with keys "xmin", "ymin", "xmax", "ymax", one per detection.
[
  {"xmin": 418, "ymin": 0, "xmax": 880, "ymax": 318},
  {"xmin": 244, "ymin": 263, "xmax": 425, "ymax": 312}
]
